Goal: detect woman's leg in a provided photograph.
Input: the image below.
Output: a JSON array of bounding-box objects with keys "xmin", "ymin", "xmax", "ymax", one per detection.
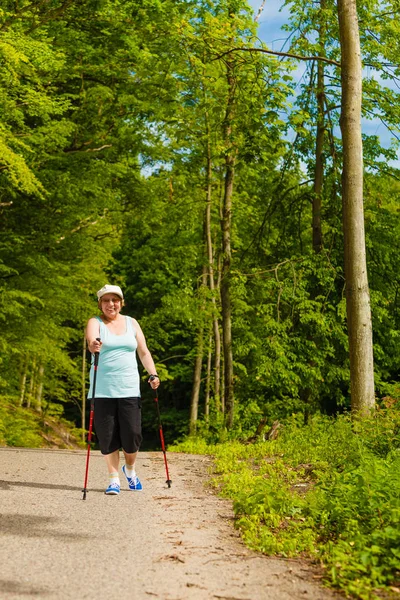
[
  {"xmin": 104, "ymin": 449, "xmax": 120, "ymax": 473},
  {"xmin": 122, "ymin": 450, "xmax": 137, "ymax": 468},
  {"xmin": 103, "ymin": 449, "xmax": 121, "ymax": 494},
  {"xmin": 122, "ymin": 450, "xmax": 142, "ymax": 490},
  {"xmin": 118, "ymin": 398, "xmax": 142, "ymax": 456},
  {"xmin": 94, "ymin": 399, "xmax": 121, "ymax": 494},
  {"xmin": 94, "ymin": 398, "xmax": 120, "ymax": 456},
  {"xmin": 119, "ymin": 398, "xmax": 143, "ymax": 489}
]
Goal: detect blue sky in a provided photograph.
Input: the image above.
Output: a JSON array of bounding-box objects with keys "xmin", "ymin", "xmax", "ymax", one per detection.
[
  {"xmin": 246, "ymin": 0, "xmax": 399, "ymax": 166},
  {"xmin": 247, "ymin": 0, "xmax": 290, "ymax": 50}
]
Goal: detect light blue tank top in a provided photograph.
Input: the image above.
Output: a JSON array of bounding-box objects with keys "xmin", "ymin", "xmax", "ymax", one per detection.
[{"xmin": 88, "ymin": 316, "xmax": 140, "ymax": 398}]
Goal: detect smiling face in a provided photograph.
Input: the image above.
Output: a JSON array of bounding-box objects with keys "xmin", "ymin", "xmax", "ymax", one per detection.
[{"xmin": 99, "ymin": 293, "xmax": 123, "ymax": 320}]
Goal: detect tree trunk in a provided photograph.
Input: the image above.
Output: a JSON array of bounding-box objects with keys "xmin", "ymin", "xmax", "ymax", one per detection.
[
  {"xmin": 189, "ymin": 330, "xmax": 204, "ymax": 434},
  {"xmin": 313, "ymin": 0, "xmax": 326, "ymax": 253},
  {"xmin": 338, "ymin": 0, "xmax": 375, "ymax": 414},
  {"xmin": 221, "ymin": 171, "xmax": 234, "ymax": 428},
  {"xmin": 221, "ymin": 60, "xmax": 236, "ymax": 428},
  {"xmin": 214, "ymin": 250, "xmax": 225, "ymax": 414},
  {"xmin": 204, "ymin": 334, "xmax": 212, "ymax": 421},
  {"xmin": 27, "ymin": 356, "xmax": 36, "ymax": 409},
  {"xmin": 189, "ymin": 265, "xmax": 208, "ymax": 434},
  {"xmin": 204, "ymin": 118, "xmax": 222, "ymax": 411},
  {"xmin": 35, "ymin": 362, "xmax": 44, "ymax": 413},
  {"xmin": 19, "ymin": 354, "xmax": 28, "ymax": 407},
  {"xmin": 220, "ymin": 345, "xmax": 225, "ymax": 415}
]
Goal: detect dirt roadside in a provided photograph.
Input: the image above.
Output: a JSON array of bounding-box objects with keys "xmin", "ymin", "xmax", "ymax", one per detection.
[{"xmin": 0, "ymin": 447, "xmax": 342, "ymax": 600}]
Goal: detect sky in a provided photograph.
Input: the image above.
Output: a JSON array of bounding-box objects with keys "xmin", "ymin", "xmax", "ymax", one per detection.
[
  {"xmin": 247, "ymin": 0, "xmax": 290, "ymax": 50},
  {"xmin": 246, "ymin": 0, "xmax": 399, "ymax": 166}
]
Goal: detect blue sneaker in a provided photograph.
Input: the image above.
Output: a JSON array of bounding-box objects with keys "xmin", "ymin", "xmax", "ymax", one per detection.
[
  {"xmin": 105, "ymin": 482, "xmax": 120, "ymax": 495},
  {"xmin": 122, "ymin": 465, "xmax": 143, "ymax": 491}
]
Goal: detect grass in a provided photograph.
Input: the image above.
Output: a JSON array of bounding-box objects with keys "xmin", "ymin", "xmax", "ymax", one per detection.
[
  {"xmin": 170, "ymin": 403, "xmax": 400, "ymax": 599},
  {"xmin": 0, "ymin": 395, "xmax": 85, "ymax": 449}
]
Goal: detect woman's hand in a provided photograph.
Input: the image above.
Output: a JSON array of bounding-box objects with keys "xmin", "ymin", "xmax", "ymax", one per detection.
[
  {"xmin": 89, "ymin": 338, "xmax": 102, "ymax": 354},
  {"xmin": 148, "ymin": 375, "xmax": 160, "ymax": 390}
]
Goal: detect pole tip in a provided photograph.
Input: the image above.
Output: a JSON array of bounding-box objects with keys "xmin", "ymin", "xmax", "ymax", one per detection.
[{"xmin": 166, "ymin": 480, "xmax": 172, "ymax": 488}]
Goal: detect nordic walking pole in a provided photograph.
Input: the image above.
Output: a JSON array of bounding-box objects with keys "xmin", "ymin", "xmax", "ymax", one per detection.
[
  {"xmin": 149, "ymin": 376, "xmax": 172, "ymax": 488},
  {"xmin": 82, "ymin": 337, "xmax": 101, "ymax": 500}
]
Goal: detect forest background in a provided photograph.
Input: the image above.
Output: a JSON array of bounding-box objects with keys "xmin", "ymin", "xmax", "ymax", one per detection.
[{"xmin": 1, "ymin": 0, "xmax": 400, "ymax": 598}]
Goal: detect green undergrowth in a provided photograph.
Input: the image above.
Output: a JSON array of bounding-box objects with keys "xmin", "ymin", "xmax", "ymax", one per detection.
[
  {"xmin": 0, "ymin": 396, "xmax": 85, "ymax": 449},
  {"xmin": 170, "ymin": 405, "xmax": 400, "ymax": 599}
]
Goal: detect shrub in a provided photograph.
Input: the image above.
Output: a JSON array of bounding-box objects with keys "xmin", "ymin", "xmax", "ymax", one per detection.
[{"xmin": 171, "ymin": 406, "xmax": 400, "ymax": 598}]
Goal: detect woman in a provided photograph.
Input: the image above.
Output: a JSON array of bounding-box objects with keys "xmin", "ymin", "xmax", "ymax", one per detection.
[{"xmin": 86, "ymin": 284, "xmax": 160, "ymax": 495}]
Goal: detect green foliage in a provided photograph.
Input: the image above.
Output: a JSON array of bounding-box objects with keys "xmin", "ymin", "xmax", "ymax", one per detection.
[
  {"xmin": 230, "ymin": 252, "xmax": 350, "ymax": 421},
  {"xmin": 170, "ymin": 436, "xmax": 217, "ymax": 456},
  {"xmin": 0, "ymin": 395, "xmax": 83, "ymax": 448},
  {"xmin": 313, "ymin": 454, "xmax": 400, "ymax": 598},
  {"xmin": 171, "ymin": 406, "xmax": 400, "ymax": 598},
  {"xmin": 0, "ymin": 397, "xmax": 43, "ymax": 447},
  {"xmin": 0, "ymin": 0, "xmax": 400, "ymax": 500},
  {"xmin": 1, "ymin": 3, "xmax": 400, "ymax": 594},
  {"xmin": 0, "ymin": 0, "xmax": 175, "ymax": 420}
]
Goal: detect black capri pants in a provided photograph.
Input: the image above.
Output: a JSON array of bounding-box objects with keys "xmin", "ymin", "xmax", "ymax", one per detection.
[{"xmin": 94, "ymin": 397, "xmax": 142, "ymax": 455}]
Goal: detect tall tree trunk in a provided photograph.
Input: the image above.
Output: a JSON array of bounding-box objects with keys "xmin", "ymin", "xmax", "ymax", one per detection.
[
  {"xmin": 220, "ymin": 327, "xmax": 225, "ymax": 415},
  {"xmin": 19, "ymin": 354, "xmax": 28, "ymax": 407},
  {"xmin": 82, "ymin": 331, "xmax": 86, "ymax": 440},
  {"xmin": 213, "ymin": 309, "xmax": 221, "ymax": 410},
  {"xmin": 338, "ymin": 0, "xmax": 375, "ymax": 414},
  {"xmin": 303, "ymin": 3, "xmax": 327, "ymax": 420},
  {"xmin": 221, "ymin": 60, "xmax": 236, "ymax": 429},
  {"xmin": 189, "ymin": 330, "xmax": 204, "ymax": 434},
  {"xmin": 204, "ymin": 113, "xmax": 222, "ymax": 410},
  {"xmin": 27, "ymin": 357, "xmax": 36, "ymax": 409},
  {"xmin": 217, "ymin": 251, "xmax": 225, "ymax": 414},
  {"xmin": 313, "ymin": 0, "xmax": 326, "ymax": 253},
  {"xmin": 35, "ymin": 362, "xmax": 44, "ymax": 413},
  {"xmin": 204, "ymin": 334, "xmax": 212, "ymax": 421},
  {"xmin": 189, "ymin": 265, "xmax": 208, "ymax": 434}
]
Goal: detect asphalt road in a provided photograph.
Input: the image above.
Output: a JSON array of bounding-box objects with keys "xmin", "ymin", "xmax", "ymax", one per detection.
[{"xmin": 0, "ymin": 447, "xmax": 341, "ymax": 600}]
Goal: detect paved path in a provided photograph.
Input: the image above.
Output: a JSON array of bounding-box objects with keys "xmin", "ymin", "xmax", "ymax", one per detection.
[{"xmin": 0, "ymin": 447, "xmax": 341, "ymax": 600}]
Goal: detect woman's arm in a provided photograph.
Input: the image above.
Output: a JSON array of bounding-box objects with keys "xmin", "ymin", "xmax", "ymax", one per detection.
[
  {"xmin": 132, "ymin": 318, "xmax": 160, "ymax": 389},
  {"xmin": 86, "ymin": 318, "xmax": 102, "ymax": 354}
]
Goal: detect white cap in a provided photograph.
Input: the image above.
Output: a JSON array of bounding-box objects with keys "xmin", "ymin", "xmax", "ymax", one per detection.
[{"xmin": 97, "ymin": 284, "xmax": 124, "ymax": 300}]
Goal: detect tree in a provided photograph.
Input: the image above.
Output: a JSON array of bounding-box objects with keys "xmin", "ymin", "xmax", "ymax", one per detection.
[
  {"xmin": 0, "ymin": 0, "xmax": 174, "ymax": 416},
  {"xmin": 338, "ymin": 0, "xmax": 375, "ymax": 414}
]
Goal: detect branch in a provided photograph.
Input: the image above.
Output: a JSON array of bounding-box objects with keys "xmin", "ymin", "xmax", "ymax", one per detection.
[
  {"xmin": 84, "ymin": 144, "xmax": 112, "ymax": 153},
  {"xmin": 324, "ymin": 104, "xmax": 341, "ymax": 114},
  {"xmin": 364, "ymin": 161, "xmax": 400, "ymax": 181},
  {"xmin": 64, "ymin": 144, "xmax": 112, "ymax": 154},
  {"xmin": 26, "ymin": 0, "xmax": 76, "ymax": 34},
  {"xmin": 159, "ymin": 354, "xmax": 188, "ymax": 362},
  {"xmin": 359, "ymin": 10, "xmax": 400, "ymax": 22},
  {"xmin": 234, "ymin": 258, "xmax": 298, "ymax": 278},
  {"xmin": 1, "ymin": 0, "xmax": 75, "ymax": 32},
  {"xmin": 363, "ymin": 108, "xmax": 400, "ymax": 143},
  {"xmin": 254, "ymin": 1, "xmax": 266, "ymax": 23},
  {"xmin": 364, "ymin": 61, "xmax": 400, "ymax": 69},
  {"xmin": 240, "ymin": 179, "xmax": 313, "ymax": 261},
  {"xmin": 0, "ymin": 0, "xmax": 48, "ymax": 31},
  {"xmin": 57, "ymin": 213, "xmax": 108, "ymax": 242},
  {"xmin": 213, "ymin": 46, "xmax": 340, "ymax": 67}
]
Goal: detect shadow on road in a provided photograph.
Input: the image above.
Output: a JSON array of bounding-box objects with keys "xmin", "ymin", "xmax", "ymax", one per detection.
[
  {"xmin": 0, "ymin": 513, "xmax": 90, "ymax": 541},
  {"xmin": 0, "ymin": 479, "xmax": 103, "ymax": 493},
  {"xmin": 0, "ymin": 579, "xmax": 50, "ymax": 597}
]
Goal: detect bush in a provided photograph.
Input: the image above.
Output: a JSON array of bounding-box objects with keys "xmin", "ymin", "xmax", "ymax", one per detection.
[
  {"xmin": 171, "ymin": 405, "xmax": 400, "ymax": 599},
  {"xmin": 0, "ymin": 397, "xmax": 44, "ymax": 447}
]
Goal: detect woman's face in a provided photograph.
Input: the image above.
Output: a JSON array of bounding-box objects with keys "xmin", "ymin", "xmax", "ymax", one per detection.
[{"xmin": 99, "ymin": 294, "xmax": 123, "ymax": 319}]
